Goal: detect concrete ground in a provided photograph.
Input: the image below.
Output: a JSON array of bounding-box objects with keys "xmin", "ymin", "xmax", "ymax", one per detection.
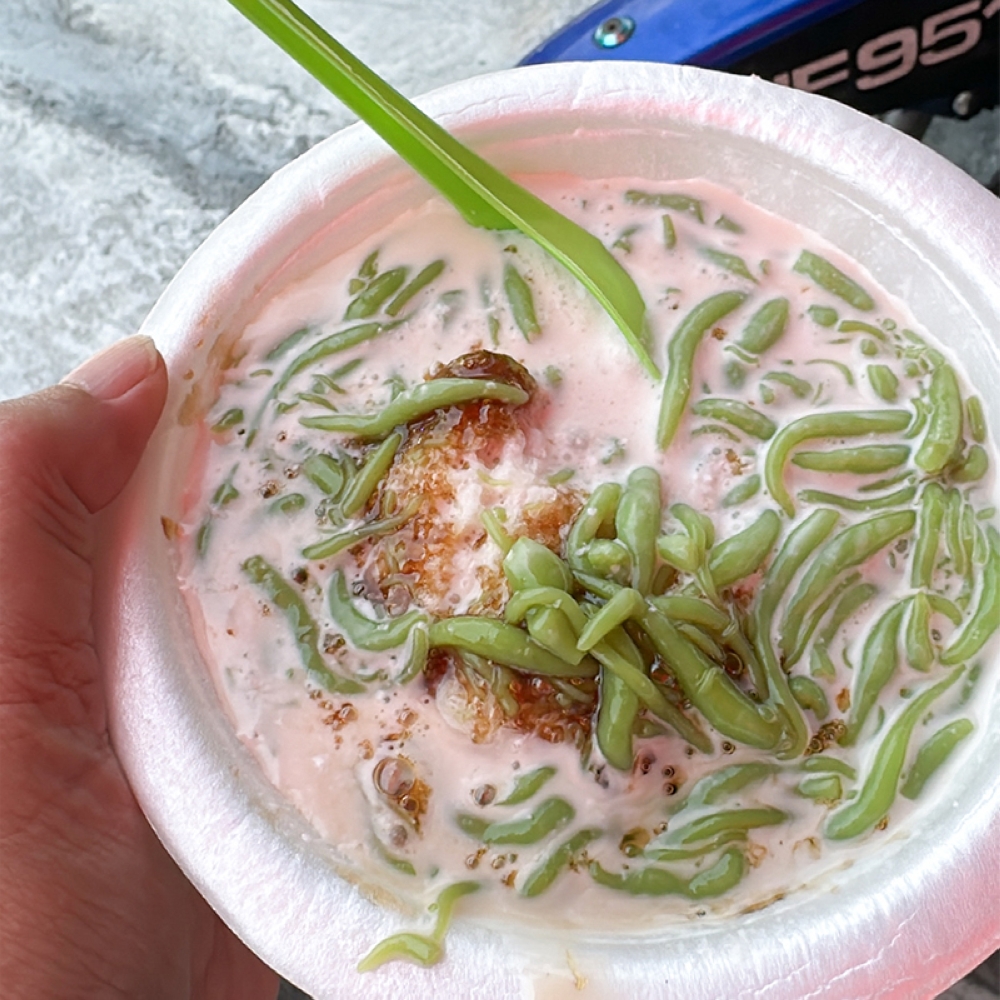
[{"xmin": 923, "ymin": 107, "xmax": 999, "ymax": 188}]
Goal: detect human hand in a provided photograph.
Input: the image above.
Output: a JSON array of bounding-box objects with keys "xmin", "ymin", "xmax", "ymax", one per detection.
[{"xmin": 0, "ymin": 336, "xmax": 279, "ymax": 1000}]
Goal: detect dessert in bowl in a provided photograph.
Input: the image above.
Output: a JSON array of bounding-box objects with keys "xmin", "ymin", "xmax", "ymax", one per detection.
[{"xmin": 99, "ymin": 61, "xmax": 1000, "ymax": 999}]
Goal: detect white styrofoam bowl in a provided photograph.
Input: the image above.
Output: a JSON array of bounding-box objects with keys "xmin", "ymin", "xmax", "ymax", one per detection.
[{"xmin": 98, "ymin": 62, "xmax": 1000, "ymax": 999}]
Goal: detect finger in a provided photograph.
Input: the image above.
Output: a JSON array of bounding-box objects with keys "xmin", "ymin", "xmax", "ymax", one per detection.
[
  {"xmin": 0, "ymin": 335, "xmax": 168, "ymax": 726},
  {"xmin": 2, "ymin": 334, "xmax": 167, "ymax": 516},
  {"xmin": 192, "ymin": 909, "xmax": 282, "ymax": 1000}
]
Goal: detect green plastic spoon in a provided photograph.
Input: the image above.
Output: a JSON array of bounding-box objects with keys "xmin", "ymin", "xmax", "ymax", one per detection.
[{"xmin": 225, "ymin": 0, "xmax": 658, "ymax": 378}]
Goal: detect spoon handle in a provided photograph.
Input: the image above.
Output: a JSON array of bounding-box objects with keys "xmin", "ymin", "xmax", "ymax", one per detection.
[{"xmin": 226, "ymin": 0, "xmax": 658, "ymax": 377}]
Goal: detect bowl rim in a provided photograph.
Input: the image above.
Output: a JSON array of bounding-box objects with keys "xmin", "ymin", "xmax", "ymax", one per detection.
[{"xmin": 101, "ymin": 60, "xmax": 1000, "ymax": 1000}]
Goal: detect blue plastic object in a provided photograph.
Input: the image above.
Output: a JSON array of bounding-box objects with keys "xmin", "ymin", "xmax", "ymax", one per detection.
[{"xmin": 520, "ymin": 0, "xmax": 866, "ymax": 68}]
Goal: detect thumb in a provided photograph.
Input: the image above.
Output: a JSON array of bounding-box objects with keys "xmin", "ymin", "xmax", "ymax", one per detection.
[
  {"xmin": 0, "ymin": 335, "xmax": 168, "ymax": 723},
  {"xmin": 2, "ymin": 335, "xmax": 168, "ymax": 515}
]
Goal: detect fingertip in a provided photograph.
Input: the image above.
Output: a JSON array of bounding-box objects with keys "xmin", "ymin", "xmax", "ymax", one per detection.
[
  {"xmin": 66, "ymin": 341, "xmax": 170, "ymax": 514},
  {"xmin": 1, "ymin": 338, "xmax": 169, "ymax": 516},
  {"xmin": 62, "ymin": 335, "xmax": 161, "ymax": 402},
  {"xmin": 104, "ymin": 345, "xmax": 170, "ymax": 478}
]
